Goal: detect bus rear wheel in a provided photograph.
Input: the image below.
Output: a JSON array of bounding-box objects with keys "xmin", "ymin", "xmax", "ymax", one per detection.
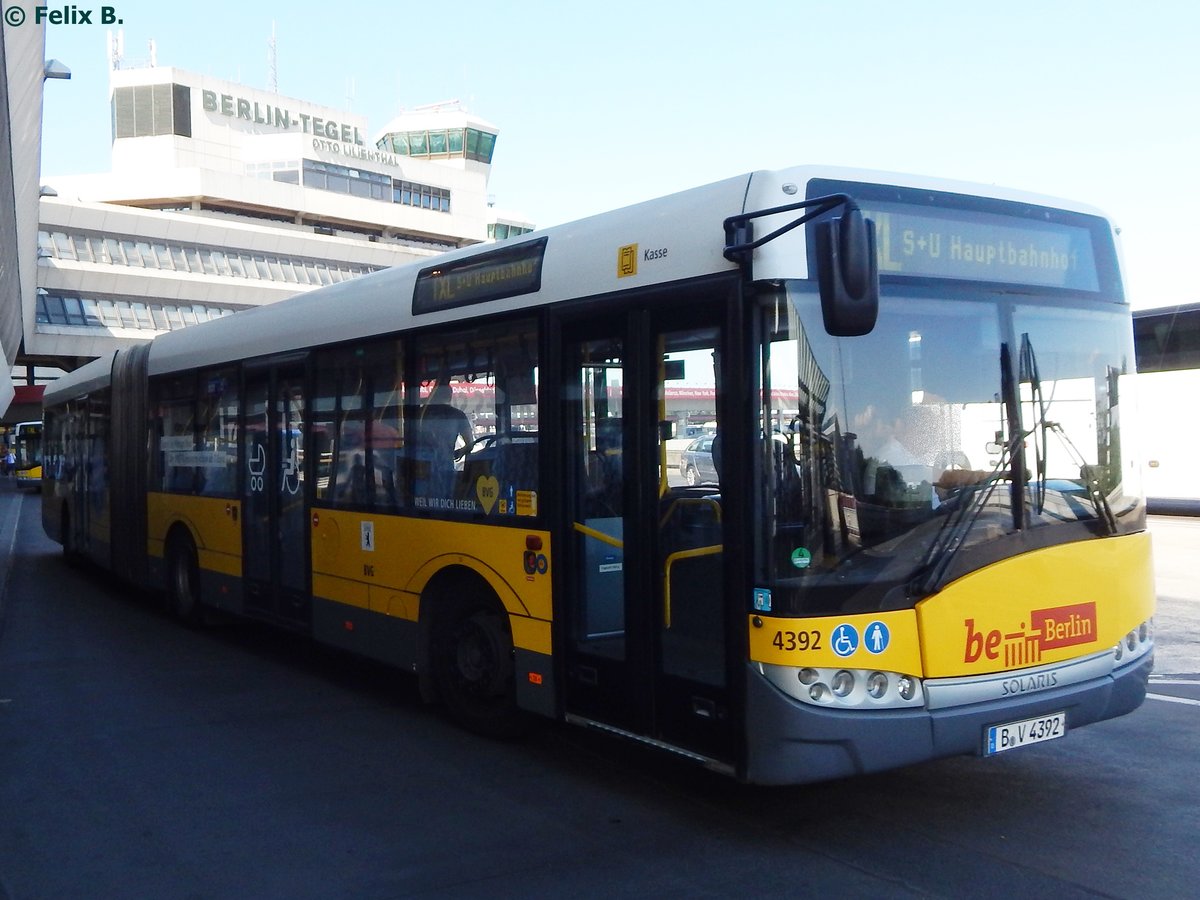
[
  {"xmin": 59, "ymin": 505, "xmax": 75, "ymax": 563},
  {"xmin": 431, "ymin": 589, "xmax": 526, "ymax": 739},
  {"xmin": 166, "ymin": 533, "xmax": 204, "ymax": 626}
]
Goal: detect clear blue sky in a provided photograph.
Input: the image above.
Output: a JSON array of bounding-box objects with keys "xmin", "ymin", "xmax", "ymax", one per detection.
[{"xmin": 35, "ymin": 0, "xmax": 1199, "ymax": 310}]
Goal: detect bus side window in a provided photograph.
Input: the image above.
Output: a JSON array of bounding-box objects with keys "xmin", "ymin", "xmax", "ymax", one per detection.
[
  {"xmin": 155, "ymin": 374, "xmax": 197, "ymax": 494},
  {"xmin": 197, "ymin": 367, "xmax": 238, "ymax": 497},
  {"xmin": 409, "ymin": 390, "xmax": 472, "ymax": 502},
  {"xmin": 311, "ymin": 374, "xmax": 337, "ymax": 504},
  {"xmin": 369, "ymin": 351, "xmax": 405, "ymax": 512},
  {"xmin": 334, "ymin": 371, "xmax": 368, "ymax": 507}
]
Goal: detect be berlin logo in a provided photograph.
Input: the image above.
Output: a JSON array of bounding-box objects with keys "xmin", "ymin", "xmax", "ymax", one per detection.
[{"xmin": 5, "ymin": 5, "xmax": 124, "ymax": 27}]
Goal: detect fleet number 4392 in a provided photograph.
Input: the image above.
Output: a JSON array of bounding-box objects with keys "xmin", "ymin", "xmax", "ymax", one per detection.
[{"xmin": 771, "ymin": 630, "xmax": 822, "ymax": 652}]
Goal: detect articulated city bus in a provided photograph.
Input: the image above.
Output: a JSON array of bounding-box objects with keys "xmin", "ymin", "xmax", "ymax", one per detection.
[{"xmin": 41, "ymin": 166, "xmax": 1154, "ymax": 784}]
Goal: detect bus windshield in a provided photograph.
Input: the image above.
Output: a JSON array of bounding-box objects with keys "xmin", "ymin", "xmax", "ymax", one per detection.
[
  {"xmin": 757, "ymin": 284, "xmax": 1144, "ymax": 616},
  {"xmin": 14, "ymin": 423, "xmax": 43, "ymax": 471}
]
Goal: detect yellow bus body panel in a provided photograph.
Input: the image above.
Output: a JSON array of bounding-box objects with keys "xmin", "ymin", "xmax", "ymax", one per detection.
[
  {"xmin": 748, "ymin": 531, "xmax": 1154, "ymax": 679},
  {"xmin": 917, "ymin": 531, "xmax": 1155, "ymax": 678},
  {"xmin": 749, "ymin": 609, "xmax": 923, "ymax": 674},
  {"xmin": 147, "ymin": 497, "xmax": 553, "ymax": 654},
  {"xmin": 15, "ymin": 465, "xmax": 42, "ymax": 486},
  {"xmin": 146, "ymin": 492, "xmax": 243, "ymax": 577},
  {"xmin": 311, "ymin": 509, "xmax": 553, "ymax": 653}
]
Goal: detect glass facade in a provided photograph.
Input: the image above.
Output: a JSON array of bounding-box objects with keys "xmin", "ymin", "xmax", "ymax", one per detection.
[
  {"xmin": 487, "ymin": 223, "xmax": 534, "ymax": 241},
  {"xmin": 392, "ymin": 180, "xmax": 451, "ymax": 213},
  {"xmin": 36, "ymin": 291, "xmax": 237, "ymax": 331},
  {"xmin": 250, "ymin": 159, "xmax": 453, "ymax": 213},
  {"xmin": 37, "ymin": 228, "xmax": 382, "ymax": 286},
  {"xmin": 379, "ymin": 127, "xmax": 497, "ymax": 164},
  {"xmin": 302, "ymin": 160, "xmax": 393, "ymax": 201}
]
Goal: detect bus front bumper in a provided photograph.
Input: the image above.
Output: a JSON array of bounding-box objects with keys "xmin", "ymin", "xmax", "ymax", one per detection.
[{"xmin": 741, "ymin": 650, "xmax": 1153, "ymax": 786}]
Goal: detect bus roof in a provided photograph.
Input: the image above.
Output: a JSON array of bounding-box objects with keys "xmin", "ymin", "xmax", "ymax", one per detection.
[
  {"xmin": 63, "ymin": 164, "xmax": 1116, "ymax": 381},
  {"xmin": 145, "ymin": 172, "xmax": 752, "ymax": 377},
  {"xmin": 42, "ymin": 352, "xmax": 118, "ymax": 408}
]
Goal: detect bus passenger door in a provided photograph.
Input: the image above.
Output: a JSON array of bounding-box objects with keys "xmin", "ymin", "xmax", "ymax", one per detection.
[
  {"xmin": 561, "ymin": 301, "xmax": 733, "ymax": 766},
  {"xmin": 563, "ymin": 328, "xmax": 645, "ymax": 735},
  {"xmin": 242, "ymin": 362, "xmax": 311, "ymax": 627}
]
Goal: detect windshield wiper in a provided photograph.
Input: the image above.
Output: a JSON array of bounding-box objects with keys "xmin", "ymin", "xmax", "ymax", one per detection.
[
  {"xmin": 1045, "ymin": 422, "xmax": 1119, "ymax": 534},
  {"xmin": 1001, "ymin": 339, "xmax": 1026, "ymax": 530},
  {"xmin": 1019, "ymin": 334, "xmax": 1117, "ymax": 535},
  {"xmin": 911, "ymin": 344, "xmax": 1025, "ymax": 597},
  {"xmin": 911, "ymin": 431, "xmax": 1022, "ymax": 597},
  {"xmin": 1019, "ymin": 334, "xmax": 1048, "ymax": 516}
]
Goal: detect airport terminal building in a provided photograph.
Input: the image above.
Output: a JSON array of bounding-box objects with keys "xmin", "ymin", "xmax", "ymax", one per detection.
[{"xmin": 23, "ymin": 51, "xmax": 531, "ymax": 391}]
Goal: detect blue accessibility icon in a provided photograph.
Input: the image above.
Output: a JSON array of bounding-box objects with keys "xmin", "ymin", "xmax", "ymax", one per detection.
[
  {"xmin": 864, "ymin": 621, "xmax": 891, "ymax": 654},
  {"xmin": 831, "ymin": 623, "xmax": 859, "ymax": 658}
]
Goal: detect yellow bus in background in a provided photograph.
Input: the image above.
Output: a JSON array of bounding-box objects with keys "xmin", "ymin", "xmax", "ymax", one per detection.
[
  {"xmin": 40, "ymin": 166, "xmax": 1154, "ymax": 784},
  {"xmin": 13, "ymin": 421, "xmax": 43, "ymax": 490}
]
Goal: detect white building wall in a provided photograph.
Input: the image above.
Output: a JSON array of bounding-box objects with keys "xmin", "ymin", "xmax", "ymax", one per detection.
[
  {"xmin": 3, "ymin": 16, "xmax": 49, "ymax": 412},
  {"xmin": 32, "ymin": 197, "xmax": 444, "ymax": 360},
  {"xmin": 27, "ymin": 62, "xmax": 535, "ymax": 368}
]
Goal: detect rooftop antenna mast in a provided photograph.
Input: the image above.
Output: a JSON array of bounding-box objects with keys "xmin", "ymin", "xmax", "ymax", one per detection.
[
  {"xmin": 107, "ymin": 29, "xmax": 124, "ymax": 71},
  {"xmin": 267, "ymin": 21, "xmax": 278, "ymax": 93}
]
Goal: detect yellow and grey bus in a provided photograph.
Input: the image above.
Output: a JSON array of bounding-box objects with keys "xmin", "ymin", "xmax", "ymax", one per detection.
[
  {"xmin": 41, "ymin": 166, "xmax": 1154, "ymax": 784},
  {"xmin": 12, "ymin": 421, "xmax": 44, "ymax": 489}
]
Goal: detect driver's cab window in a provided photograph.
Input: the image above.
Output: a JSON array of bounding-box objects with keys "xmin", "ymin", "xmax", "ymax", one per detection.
[{"xmin": 411, "ymin": 319, "xmax": 539, "ymax": 518}]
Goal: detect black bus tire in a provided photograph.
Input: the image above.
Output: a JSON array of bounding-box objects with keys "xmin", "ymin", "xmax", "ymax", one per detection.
[
  {"xmin": 430, "ymin": 585, "xmax": 527, "ymax": 739},
  {"xmin": 166, "ymin": 532, "xmax": 204, "ymax": 626},
  {"xmin": 59, "ymin": 505, "xmax": 76, "ymax": 564}
]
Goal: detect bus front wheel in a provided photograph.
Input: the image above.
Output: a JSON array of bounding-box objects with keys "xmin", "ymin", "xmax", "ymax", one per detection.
[{"xmin": 430, "ymin": 587, "xmax": 526, "ymax": 739}]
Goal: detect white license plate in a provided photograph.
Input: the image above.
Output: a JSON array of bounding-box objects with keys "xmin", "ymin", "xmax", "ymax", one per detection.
[{"xmin": 985, "ymin": 711, "xmax": 1067, "ymax": 755}]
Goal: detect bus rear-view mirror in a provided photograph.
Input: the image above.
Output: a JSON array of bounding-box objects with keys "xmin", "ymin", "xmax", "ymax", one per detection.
[{"xmin": 816, "ymin": 206, "xmax": 879, "ymax": 337}]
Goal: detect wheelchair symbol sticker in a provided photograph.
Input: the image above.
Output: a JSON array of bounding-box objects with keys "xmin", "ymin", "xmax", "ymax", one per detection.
[
  {"xmin": 831, "ymin": 623, "xmax": 859, "ymax": 658},
  {"xmin": 865, "ymin": 621, "xmax": 890, "ymax": 654}
]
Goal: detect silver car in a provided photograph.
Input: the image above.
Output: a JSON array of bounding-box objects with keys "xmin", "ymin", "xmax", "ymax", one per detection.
[{"xmin": 679, "ymin": 434, "xmax": 719, "ymax": 486}]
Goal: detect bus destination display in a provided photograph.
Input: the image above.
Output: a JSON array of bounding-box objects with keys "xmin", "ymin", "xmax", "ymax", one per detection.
[
  {"xmin": 413, "ymin": 237, "xmax": 548, "ymax": 313},
  {"xmin": 869, "ymin": 202, "xmax": 1101, "ymax": 292}
]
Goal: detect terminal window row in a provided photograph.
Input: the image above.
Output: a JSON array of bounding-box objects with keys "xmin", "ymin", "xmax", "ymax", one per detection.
[
  {"xmin": 378, "ymin": 127, "xmax": 497, "ymax": 165},
  {"xmin": 488, "ymin": 223, "xmax": 534, "ymax": 241},
  {"xmin": 247, "ymin": 159, "xmax": 452, "ymax": 212},
  {"xmin": 36, "ymin": 291, "xmax": 238, "ymax": 332},
  {"xmin": 38, "ymin": 229, "xmax": 383, "ymax": 287}
]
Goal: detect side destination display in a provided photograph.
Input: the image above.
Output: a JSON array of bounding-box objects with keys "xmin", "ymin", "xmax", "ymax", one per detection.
[{"xmin": 414, "ymin": 237, "xmax": 548, "ymax": 313}]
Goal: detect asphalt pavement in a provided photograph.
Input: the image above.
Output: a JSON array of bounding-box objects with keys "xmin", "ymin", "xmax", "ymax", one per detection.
[{"xmin": 1, "ymin": 482, "xmax": 1197, "ymax": 899}]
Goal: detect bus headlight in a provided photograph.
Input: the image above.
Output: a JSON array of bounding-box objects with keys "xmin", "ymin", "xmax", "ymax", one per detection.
[
  {"xmin": 760, "ymin": 663, "xmax": 924, "ymax": 709},
  {"xmin": 1114, "ymin": 618, "xmax": 1153, "ymax": 667},
  {"xmin": 866, "ymin": 671, "xmax": 889, "ymax": 699},
  {"xmin": 831, "ymin": 670, "xmax": 855, "ymax": 698}
]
